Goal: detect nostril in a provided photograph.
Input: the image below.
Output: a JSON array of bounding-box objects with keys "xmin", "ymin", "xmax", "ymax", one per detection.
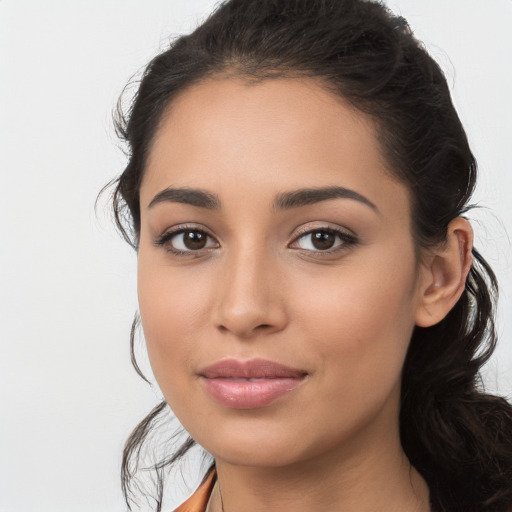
[
  {"xmin": 214, "ymin": 295, "xmax": 288, "ymax": 337},
  {"xmin": 218, "ymin": 324, "xmax": 270, "ymax": 331},
  {"xmin": 216, "ymin": 322, "xmax": 276, "ymax": 337}
]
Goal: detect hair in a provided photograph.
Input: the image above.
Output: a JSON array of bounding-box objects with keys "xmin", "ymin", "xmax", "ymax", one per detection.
[{"xmin": 108, "ymin": 1, "xmax": 512, "ymax": 511}]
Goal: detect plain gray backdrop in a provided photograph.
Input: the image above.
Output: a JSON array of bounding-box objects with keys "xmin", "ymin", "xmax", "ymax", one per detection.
[{"xmin": 1, "ymin": 1, "xmax": 511, "ymax": 511}]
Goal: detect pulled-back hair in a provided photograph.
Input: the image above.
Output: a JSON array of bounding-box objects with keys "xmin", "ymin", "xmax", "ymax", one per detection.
[{"xmin": 110, "ymin": 1, "xmax": 512, "ymax": 510}]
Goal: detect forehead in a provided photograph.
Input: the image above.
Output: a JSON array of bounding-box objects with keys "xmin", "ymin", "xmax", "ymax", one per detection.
[{"xmin": 141, "ymin": 77, "xmax": 410, "ymax": 222}]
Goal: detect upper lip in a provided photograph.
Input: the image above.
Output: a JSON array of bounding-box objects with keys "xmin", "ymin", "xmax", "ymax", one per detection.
[{"xmin": 199, "ymin": 358, "xmax": 308, "ymax": 379}]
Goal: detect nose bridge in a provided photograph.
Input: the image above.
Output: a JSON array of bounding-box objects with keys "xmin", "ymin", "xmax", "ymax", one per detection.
[{"xmin": 214, "ymin": 238, "xmax": 286, "ymax": 337}]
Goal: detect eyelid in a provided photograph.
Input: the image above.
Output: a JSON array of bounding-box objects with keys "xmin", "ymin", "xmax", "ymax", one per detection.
[
  {"xmin": 153, "ymin": 223, "xmax": 220, "ymax": 255},
  {"xmin": 152, "ymin": 222, "xmax": 358, "ymax": 256},
  {"xmin": 289, "ymin": 224, "xmax": 358, "ymax": 253},
  {"xmin": 292, "ymin": 222, "xmax": 356, "ymax": 239}
]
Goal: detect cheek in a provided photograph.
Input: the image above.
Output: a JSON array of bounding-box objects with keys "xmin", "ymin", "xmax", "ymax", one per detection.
[
  {"xmin": 291, "ymin": 253, "xmax": 418, "ymax": 388},
  {"xmin": 137, "ymin": 254, "xmax": 213, "ymax": 391}
]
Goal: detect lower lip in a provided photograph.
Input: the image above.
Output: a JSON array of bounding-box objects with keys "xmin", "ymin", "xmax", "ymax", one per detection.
[{"xmin": 201, "ymin": 377, "xmax": 304, "ymax": 409}]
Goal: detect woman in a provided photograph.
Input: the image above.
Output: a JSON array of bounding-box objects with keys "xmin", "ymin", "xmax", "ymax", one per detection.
[{"xmin": 109, "ymin": 0, "xmax": 512, "ymax": 510}]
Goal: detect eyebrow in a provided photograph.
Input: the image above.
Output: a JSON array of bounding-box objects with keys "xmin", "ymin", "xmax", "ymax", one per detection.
[
  {"xmin": 148, "ymin": 187, "xmax": 221, "ymax": 210},
  {"xmin": 273, "ymin": 186, "xmax": 378, "ymax": 213},
  {"xmin": 147, "ymin": 185, "xmax": 378, "ymax": 213}
]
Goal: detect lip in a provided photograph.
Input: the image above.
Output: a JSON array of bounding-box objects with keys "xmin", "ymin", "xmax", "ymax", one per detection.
[{"xmin": 198, "ymin": 358, "xmax": 308, "ymax": 409}]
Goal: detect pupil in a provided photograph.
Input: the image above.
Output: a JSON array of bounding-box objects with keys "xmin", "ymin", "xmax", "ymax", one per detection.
[
  {"xmin": 184, "ymin": 231, "xmax": 207, "ymax": 250},
  {"xmin": 312, "ymin": 231, "xmax": 335, "ymax": 250}
]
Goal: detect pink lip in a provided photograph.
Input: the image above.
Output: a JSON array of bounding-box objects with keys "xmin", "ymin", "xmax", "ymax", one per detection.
[{"xmin": 199, "ymin": 358, "xmax": 307, "ymax": 409}]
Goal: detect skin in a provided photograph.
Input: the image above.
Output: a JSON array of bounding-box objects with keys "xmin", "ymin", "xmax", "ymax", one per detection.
[{"xmin": 137, "ymin": 77, "xmax": 473, "ymax": 512}]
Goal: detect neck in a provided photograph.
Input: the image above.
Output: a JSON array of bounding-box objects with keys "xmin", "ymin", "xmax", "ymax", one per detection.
[{"xmin": 209, "ymin": 419, "xmax": 430, "ymax": 512}]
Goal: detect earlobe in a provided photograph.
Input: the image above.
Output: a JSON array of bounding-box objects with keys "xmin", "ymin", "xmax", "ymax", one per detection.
[{"xmin": 415, "ymin": 218, "xmax": 473, "ymax": 328}]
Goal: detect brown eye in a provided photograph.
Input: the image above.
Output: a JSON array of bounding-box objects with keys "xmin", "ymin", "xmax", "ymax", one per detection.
[
  {"xmin": 292, "ymin": 227, "xmax": 357, "ymax": 253},
  {"xmin": 182, "ymin": 230, "xmax": 208, "ymax": 250},
  {"xmin": 156, "ymin": 228, "xmax": 219, "ymax": 253},
  {"xmin": 311, "ymin": 231, "xmax": 336, "ymax": 250}
]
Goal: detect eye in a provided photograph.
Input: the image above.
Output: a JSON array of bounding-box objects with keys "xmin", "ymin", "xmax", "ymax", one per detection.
[
  {"xmin": 155, "ymin": 227, "xmax": 219, "ymax": 254},
  {"xmin": 291, "ymin": 227, "xmax": 357, "ymax": 252}
]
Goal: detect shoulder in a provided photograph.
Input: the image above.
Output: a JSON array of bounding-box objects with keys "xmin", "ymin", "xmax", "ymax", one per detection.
[{"xmin": 173, "ymin": 469, "xmax": 217, "ymax": 512}]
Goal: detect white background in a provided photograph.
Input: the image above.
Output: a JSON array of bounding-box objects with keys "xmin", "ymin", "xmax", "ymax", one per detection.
[{"xmin": 1, "ymin": 1, "xmax": 511, "ymax": 511}]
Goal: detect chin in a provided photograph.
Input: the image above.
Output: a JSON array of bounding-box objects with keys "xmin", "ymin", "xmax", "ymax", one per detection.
[
  {"xmin": 209, "ymin": 442, "xmax": 309, "ymax": 469},
  {"xmin": 190, "ymin": 418, "xmax": 345, "ymax": 471},
  {"xmin": 185, "ymin": 418, "xmax": 301, "ymax": 467}
]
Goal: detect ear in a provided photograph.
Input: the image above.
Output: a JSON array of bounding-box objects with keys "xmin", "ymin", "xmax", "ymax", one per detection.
[{"xmin": 415, "ymin": 218, "xmax": 473, "ymax": 328}]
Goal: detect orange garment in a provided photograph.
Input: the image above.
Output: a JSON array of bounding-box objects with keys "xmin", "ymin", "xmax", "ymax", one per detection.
[{"xmin": 173, "ymin": 469, "xmax": 217, "ymax": 512}]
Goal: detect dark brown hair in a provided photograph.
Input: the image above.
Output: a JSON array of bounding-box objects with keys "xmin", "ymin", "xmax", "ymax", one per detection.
[{"xmin": 109, "ymin": 1, "xmax": 512, "ymax": 510}]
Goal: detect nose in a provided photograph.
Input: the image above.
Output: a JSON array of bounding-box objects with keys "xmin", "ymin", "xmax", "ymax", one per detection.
[{"xmin": 213, "ymin": 247, "xmax": 288, "ymax": 339}]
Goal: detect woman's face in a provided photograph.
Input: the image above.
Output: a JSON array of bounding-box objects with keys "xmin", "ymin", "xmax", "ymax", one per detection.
[{"xmin": 137, "ymin": 77, "xmax": 428, "ymax": 468}]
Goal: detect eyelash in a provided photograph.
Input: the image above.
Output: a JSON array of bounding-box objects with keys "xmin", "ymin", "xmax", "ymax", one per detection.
[
  {"xmin": 290, "ymin": 226, "xmax": 358, "ymax": 255},
  {"xmin": 153, "ymin": 224, "xmax": 358, "ymax": 257},
  {"xmin": 153, "ymin": 225, "xmax": 218, "ymax": 256}
]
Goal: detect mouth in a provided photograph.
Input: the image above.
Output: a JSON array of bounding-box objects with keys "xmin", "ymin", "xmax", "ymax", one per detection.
[{"xmin": 198, "ymin": 358, "xmax": 308, "ymax": 409}]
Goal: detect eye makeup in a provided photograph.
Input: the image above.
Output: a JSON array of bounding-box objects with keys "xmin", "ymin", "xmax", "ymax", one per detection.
[{"xmin": 153, "ymin": 222, "xmax": 359, "ymax": 259}]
